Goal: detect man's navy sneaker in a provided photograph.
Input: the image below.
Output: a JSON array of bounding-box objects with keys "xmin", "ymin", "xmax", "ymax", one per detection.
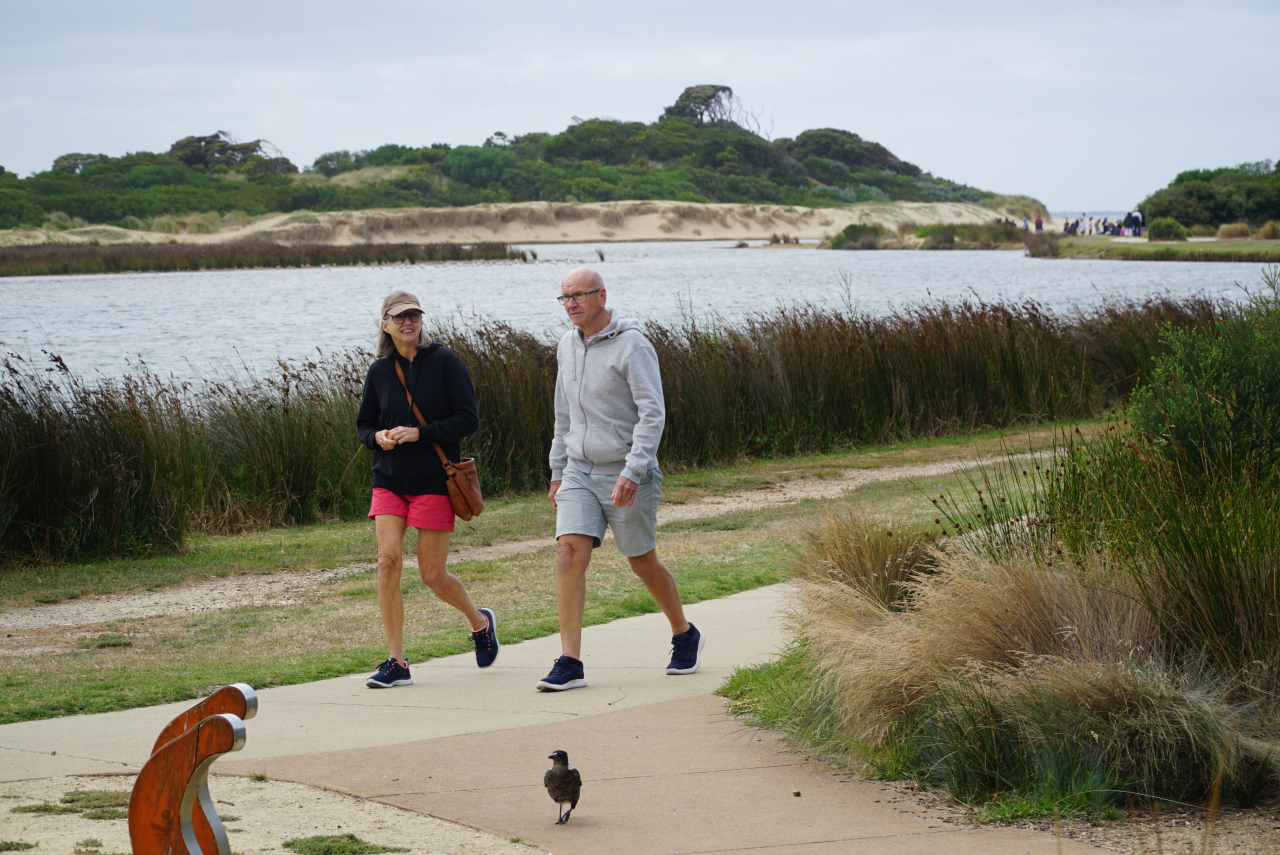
[
  {"xmin": 473, "ymin": 607, "xmax": 500, "ymax": 668},
  {"xmin": 666, "ymin": 623, "xmax": 705, "ymax": 674},
  {"xmin": 366, "ymin": 657, "xmax": 412, "ymax": 688},
  {"xmin": 536, "ymin": 655, "xmax": 587, "ymax": 691}
]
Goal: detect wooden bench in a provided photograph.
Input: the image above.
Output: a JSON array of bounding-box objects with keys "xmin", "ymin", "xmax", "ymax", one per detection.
[{"xmin": 129, "ymin": 684, "xmax": 258, "ymax": 855}]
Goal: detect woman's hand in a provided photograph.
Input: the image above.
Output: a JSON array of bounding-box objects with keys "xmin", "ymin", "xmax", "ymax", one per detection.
[
  {"xmin": 376, "ymin": 430, "xmax": 398, "ymax": 450},
  {"xmin": 388, "ymin": 426, "xmax": 420, "ymax": 444}
]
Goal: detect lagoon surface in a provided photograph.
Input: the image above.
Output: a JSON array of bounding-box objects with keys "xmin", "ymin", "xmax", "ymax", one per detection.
[{"xmin": 0, "ymin": 240, "xmax": 1264, "ymax": 380}]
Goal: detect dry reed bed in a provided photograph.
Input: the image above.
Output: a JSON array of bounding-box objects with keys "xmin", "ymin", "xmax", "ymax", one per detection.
[
  {"xmin": 0, "ymin": 295, "xmax": 1219, "ymax": 565},
  {"xmin": 0, "ymin": 240, "xmax": 522, "ymax": 277}
]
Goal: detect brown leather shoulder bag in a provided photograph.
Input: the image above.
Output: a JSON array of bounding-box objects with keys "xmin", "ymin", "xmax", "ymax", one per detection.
[{"xmin": 392, "ymin": 359, "xmax": 483, "ymax": 521}]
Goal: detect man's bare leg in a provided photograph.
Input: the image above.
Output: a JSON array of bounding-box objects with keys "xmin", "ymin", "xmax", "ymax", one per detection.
[
  {"xmin": 555, "ymin": 534, "xmax": 594, "ymax": 659},
  {"xmin": 626, "ymin": 549, "xmax": 690, "ymax": 636},
  {"xmin": 416, "ymin": 528, "xmax": 487, "ymax": 631},
  {"xmin": 374, "ymin": 514, "xmax": 408, "ymax": 662}
]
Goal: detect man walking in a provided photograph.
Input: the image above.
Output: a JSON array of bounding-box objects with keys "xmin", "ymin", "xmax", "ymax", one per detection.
[{"xmin": 537, "ymin": 267, "xmax": 705, "ymax": 691}]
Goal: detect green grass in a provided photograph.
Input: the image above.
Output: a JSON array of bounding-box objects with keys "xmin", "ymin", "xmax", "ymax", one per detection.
[
  {"xmin": 59, "ymin": 792, "xmax": 129, "ymax": 809},
  {"xmin": 0, "ymin": 423, "xmax": 1081, "ymax": 609},
  {"xmin": 0, "ymin": 843, "xmax": 36, "ymax": 852},
  {"xmin": 0, "ymin": 494, "xmax": 554, "ymax": 608},
  {"xmin": 10, "ymin": 804, "xmax": 80, "ymax": 815},
  {"xmin": 282, "ymin": 834, "xmax": 406, "ymax": 855},
  {"xmin": 1058, "ymin": 235, "xmax": 1280, "ymax": 262},
  {"xmin": 0, "ymin": 426, "xmax": 1084, "ymax": 724}
]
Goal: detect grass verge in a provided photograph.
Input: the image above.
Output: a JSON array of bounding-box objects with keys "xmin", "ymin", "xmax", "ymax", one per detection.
[
  {"xmin": 0, "ymin": 427, "xmax": 1060, "ymax": 724},
  {"xmin": 0, "ymin": 421, "xmax": 1087, "ymax": 609}
]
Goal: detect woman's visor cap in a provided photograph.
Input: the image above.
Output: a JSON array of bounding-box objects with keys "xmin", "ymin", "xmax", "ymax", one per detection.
[{"xmin": 382, "ymin": 290, "xmax": 422, "ymax": 318}]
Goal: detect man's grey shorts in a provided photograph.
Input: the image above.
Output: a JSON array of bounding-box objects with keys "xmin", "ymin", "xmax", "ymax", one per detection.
[{"xmin": 555, "ymin": 466, "xmax": 663, "ymax": 557}]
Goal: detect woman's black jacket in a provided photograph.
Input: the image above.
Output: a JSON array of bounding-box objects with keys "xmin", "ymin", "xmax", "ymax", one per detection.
[{"xmin": 356, "ymin": 344, "xmax": 480, "ymax": 496}]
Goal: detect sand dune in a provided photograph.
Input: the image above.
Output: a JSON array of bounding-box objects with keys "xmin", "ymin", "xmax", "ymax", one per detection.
[{"xmin": 5, "ymin": 199, "xmax": 1046, "ymax": 248}]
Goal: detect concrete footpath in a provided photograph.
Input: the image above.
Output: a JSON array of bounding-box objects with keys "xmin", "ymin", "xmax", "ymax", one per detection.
[{"xmin": 0, "ymin": 584, "xmax": 1104, "ymax": 854}]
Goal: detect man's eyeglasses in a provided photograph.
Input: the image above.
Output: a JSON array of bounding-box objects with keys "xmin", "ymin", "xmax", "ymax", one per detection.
[
  {"xmin": 557, "ymin": 289, "xmax": 601, "ymax": 306},
  {"xmin": 386, "ymin": 311, "xmax": 423, "ymax": 323}
]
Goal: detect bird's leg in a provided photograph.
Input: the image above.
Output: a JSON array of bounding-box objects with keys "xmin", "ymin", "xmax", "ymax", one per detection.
[
  {"xmin": 562, "ymin": 807, "xmax": 573, "ymax": 824},
  {"xmin": 556, "ymin": 805, "xmax": 567, "ymax": 825}
]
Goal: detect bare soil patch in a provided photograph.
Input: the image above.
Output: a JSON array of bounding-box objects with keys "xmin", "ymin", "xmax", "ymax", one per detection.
[{"xmin": 0, "ymin": 774, "xmax": 530, "ymax": 855}]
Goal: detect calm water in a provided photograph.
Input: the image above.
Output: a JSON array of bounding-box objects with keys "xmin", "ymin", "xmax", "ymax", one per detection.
[{"xmin": 0, "ymin": 240, "xmax": 1262, "ymax": 380}]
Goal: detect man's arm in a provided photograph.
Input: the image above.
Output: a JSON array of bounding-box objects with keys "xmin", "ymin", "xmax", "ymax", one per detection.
[
  {"xmin": 619, "ymin": 342, "xmax": 665, "ymax": 485},
  {"xmin": 548, "ymin": 349, "xmax": 570, "ymax": 508}
]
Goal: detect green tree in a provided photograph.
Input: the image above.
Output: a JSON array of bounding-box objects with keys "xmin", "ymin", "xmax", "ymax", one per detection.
[
  {"xmin": 51, "ymin": 153, "xmax": 113, "ymax": 175},
  {"xmin": 0, "ymin": 188, "xmax": 46, "ymax": 228},
  {"xmin": 662, "ymin": 85, "xmax": 735, "ymax": 127},
  {"xmin": 168, "ymin": 131, "xmax": 270, "ymax": 170},
  {"xmin": 783, "ymin": 128, "xmax": 920, "ymax": 177}
]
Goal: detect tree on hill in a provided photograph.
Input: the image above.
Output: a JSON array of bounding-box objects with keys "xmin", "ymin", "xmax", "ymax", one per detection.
[
  {"xmin": 167, "ymin": 131, "xmax": 297, "ymax": 175},
  {"xmin": 52, "ymin": 153, "xmax": 114, "ymax": 175},
  {"xmin": 662, "ymin": 85, "xmax": 735, "ymax": 127},
  {"xmin": 780, "ymin": 129, "xmax": 920, "ymax": 177}
]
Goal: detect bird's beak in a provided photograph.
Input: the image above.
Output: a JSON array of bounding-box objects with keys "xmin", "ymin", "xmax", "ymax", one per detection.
[{"xmin": 548, "ymin": 754, "xmax": 555, "ymax": 760}]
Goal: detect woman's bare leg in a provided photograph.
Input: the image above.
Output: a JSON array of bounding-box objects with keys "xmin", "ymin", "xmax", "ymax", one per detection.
[
  {"xmin": 417, "ymin": 528, "xmax": 487, "ymax": 631},
  {"xmin": 375, "ymin": 514, "xmax": 409, "ymax": 662}
]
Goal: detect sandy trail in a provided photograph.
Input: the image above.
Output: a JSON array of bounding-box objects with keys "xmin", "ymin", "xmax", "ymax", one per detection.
[{"xmin": 0, "ymin": 458, "xmax": 992, "ymax": 633}]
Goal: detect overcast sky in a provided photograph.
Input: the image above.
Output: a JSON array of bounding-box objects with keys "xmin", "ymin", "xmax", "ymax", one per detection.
[{"xmin": 3, "ymin": 1, "xmax": 1276, "ymax": 211}]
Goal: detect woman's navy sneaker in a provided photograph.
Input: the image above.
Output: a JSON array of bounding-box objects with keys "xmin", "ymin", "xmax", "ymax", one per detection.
[
  {"xmin": 473, "ymin": 607, "xmax": 500, "ymax": 668},
  {"xmin": 366, "ymin": 657, "xmax": 412, "ymax": 688},
  {"xmin": 666, "ymin": 623, "xmax": 705, "ymax": 674},
  {"xmin": 536, "ymin": 655, "xmax": 587, "ymax": 691}
]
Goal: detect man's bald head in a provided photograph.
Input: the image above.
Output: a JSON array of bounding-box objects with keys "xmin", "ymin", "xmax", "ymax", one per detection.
[
  {"xmin": 560, "ymin": 266, "xmax": 608, "ymax": 333},
  {"xmin": 561, "ymin": 267, "xmax": 604, "ymax": 294}
]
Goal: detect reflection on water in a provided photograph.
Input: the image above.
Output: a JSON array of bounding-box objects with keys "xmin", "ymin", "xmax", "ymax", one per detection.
[{"xmin": 0, "ymin": 240, "xmax": 1256, "ymax": 379}]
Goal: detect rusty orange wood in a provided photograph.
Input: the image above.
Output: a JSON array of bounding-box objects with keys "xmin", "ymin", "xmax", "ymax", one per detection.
[
  {"xmin": 151, "ymin": 684, "xmax": 257, "ymax": 755},
  {"xmin": 129, "ymin": 713, "xmax": 246, "ymax": 855}
]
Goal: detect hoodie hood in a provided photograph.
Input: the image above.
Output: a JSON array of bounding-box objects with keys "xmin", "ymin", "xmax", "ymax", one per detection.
[{"xmin": 583, "ymin": 308, "xmax": 642, "ymax": 342}]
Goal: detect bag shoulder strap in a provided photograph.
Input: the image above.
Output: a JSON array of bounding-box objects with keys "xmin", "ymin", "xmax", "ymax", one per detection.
[{"xmin": 392, "ymin": 358, "xmax": 453, "ymax": 469}]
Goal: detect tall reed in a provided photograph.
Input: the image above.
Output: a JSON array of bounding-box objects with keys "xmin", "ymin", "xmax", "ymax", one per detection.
[
  {"xmin": 1, "ymin": 294, "xmax": 1220, "ymax": 565},
  {"xmin": 0, "ymin": 241, "xmax": 524, "ymax": 277}
]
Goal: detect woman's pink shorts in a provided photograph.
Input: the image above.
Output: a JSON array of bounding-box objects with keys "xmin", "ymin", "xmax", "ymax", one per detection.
[{"xmin": 368, "ymin": 488, "xmax": 455, "ymax": 531}]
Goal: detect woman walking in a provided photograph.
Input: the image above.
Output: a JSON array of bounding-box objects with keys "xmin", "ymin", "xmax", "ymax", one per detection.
[{"xmin": 356, "ymin": 290, "xmax": 497, "ymax": 688}]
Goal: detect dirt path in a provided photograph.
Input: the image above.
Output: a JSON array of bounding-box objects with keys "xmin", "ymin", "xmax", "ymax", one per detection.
[{"xmin": 0, "ymin": 458, "xmax": 994, "ymax": 633}]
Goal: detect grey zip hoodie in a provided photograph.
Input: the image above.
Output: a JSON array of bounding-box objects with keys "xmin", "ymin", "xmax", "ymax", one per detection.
[{"xmin": 549, "ymin": 308, "xmax": 665, "ymax": 484}]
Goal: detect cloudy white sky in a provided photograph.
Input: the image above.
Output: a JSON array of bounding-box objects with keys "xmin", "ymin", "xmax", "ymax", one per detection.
[{"xmin": 3, "ymin": 1, "xmax": 1276, "ymax": 211}]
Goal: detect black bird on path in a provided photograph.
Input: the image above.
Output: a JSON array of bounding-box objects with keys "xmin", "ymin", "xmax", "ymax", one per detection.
[{"xmin": 544, "ymin": 749, "xmax": 582, "ymax": 825}]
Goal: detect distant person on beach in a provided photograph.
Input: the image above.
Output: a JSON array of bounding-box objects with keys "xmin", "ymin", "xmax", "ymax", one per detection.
[
  {"xmin": 1022, "ymin": 216, "xmax": 1029, "ymax": 231},
  {"xmin": 356, "ymin": 290, "xmax": 498, "ymax": 689},
  {"xmin": 538, "ymin": 267, "xmax": 704, "ymax": 691},
  {"xmin": 1034, "ymin": 214, "xmax": 1043, "ymax": 233}
]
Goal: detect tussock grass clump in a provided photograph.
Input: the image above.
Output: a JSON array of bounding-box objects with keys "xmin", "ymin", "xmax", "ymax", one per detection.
[
  {"xmin": 1147, "ymin": 217, "xmax": 1188, "ymax": 241},
  {"xmin": 918, "ymin": 656, "xmax": 1259, "ymax": 804},
  {"xmin": 1217, "ymin": 222, "xmax": 1252, "ymax": 239},
  {"xmin": 794, "ymin": 507, "xmax": 936, "ymax": 610},
  {"xmin": 914, "ymin": 222, "xmax": 1022, "ymax": 250},
  {"xmin": 1021, "ymin": 232, "xmax": 1059, "ymax": 258},
  {"xmin": 785, "ymin": 534, "xmax": 1271, "ymax": 805},
  {"xmin": 828, "ymin": 223, "xmax": 882, "ymax": 250},
  {"xmin": 1259, "ymin": 220, "xmax": 1280, "ymax": 240}
]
